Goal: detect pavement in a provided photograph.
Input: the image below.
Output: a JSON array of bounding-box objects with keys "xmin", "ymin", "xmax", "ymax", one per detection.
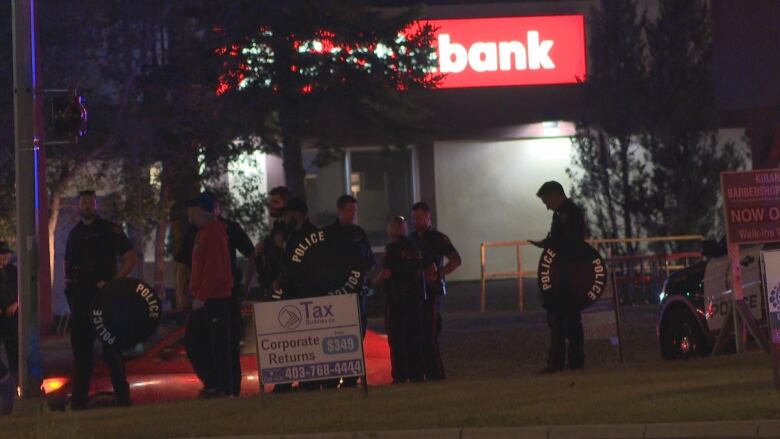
[{"xmin": 191, "ymin": 420, "xmax": 780, "ymax": 438}]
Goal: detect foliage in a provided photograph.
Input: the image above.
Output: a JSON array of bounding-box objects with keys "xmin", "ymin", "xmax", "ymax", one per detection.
[
  {"xmin": 216, "ymin": 0, "xmax": 441, "ymax": 197},
  {"xmin": 640, "ymin": 0, "xmax": 746, "ymax": 242},
  {"xmin": 569, "ymin": 0, "xmax": 747, "ymax": 248},
  {"xmin": 568, "ymin": 0, "xmax": 649, "ymax": 247}
]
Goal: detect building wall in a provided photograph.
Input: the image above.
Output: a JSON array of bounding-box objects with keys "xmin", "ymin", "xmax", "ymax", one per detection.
[{"xmin": 433, "ymin": 136, "xmax": 576, "ymax": 281}]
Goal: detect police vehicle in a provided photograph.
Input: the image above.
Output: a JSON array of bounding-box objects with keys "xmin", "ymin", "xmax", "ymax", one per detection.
[{"xmin": 657, "ymin": 244, "xmax": 769, "ymax": 359}]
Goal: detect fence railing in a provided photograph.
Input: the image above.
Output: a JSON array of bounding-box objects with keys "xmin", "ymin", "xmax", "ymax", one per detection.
[{"xmin": 479, "ymin": 235, "xmax": 705, "ymax": 313}]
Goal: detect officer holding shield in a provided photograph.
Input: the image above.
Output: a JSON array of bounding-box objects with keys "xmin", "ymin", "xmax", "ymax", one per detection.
[
  {"xmin": 531, "ymin": 181, "xmax": 588, "ymax": 373},
  {"xmin": 64, "ymin": 190, "xmax": 138, "ymax": 409}
]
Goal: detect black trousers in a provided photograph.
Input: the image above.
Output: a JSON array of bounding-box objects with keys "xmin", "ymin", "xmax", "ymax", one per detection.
[
  {"xmin": 229, "ymin": 297, "xmax": 243, "ymax": 396},
  {"xmin": 0, "ymin": 313, "xmax": 18, "ymax": 376},
  {"xmin": 421, "ymin": 292, "xmax": 445, "ymax": 380},
  {"xmin": 185, "ymin": 298, "xmax": 233, "ymax": 394},
  {"xmin": 546, "ymin": 307, "xmax": 585, "ymax": 370},
  {"xmin": 385, "ymin": 297, "xmax": 423, "ymax": 383},
  {"xmin": 67, "ymin": 288, "xmax": 129, "ymax": 406},
  {"xmin": 338, "ymin": 293, "xmax": 368, "ymax": 388}
]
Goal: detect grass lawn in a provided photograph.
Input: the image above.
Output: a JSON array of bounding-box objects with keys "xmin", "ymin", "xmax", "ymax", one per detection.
[{"xmin": 3, "ymin": 307, "xmax": 780, "ymax": 438}]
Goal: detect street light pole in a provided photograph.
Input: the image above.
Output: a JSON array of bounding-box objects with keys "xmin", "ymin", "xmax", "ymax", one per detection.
[{"xmin": 12, "ymin": 0, "xmax": 48, "ymax": 397}]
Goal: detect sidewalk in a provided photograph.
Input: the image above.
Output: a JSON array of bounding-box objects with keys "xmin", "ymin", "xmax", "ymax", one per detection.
[{"xmin": 195, "ymin": 420, "xmax": 780, "ymax": 439}]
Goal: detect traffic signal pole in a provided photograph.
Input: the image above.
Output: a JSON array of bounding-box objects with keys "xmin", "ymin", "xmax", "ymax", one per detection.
[{"xmin": 12, "ymin": 0, "xmax": 49, "ymax": 397}]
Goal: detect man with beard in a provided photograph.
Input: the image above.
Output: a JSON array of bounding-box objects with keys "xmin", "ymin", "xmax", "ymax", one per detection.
[
  {"xmin": 255, "ymin": 186, "xmax": 292, "ymax": 300},
  {"xmin": 64, "ymin": 190, "xmax": 138, "ymax": 409}
]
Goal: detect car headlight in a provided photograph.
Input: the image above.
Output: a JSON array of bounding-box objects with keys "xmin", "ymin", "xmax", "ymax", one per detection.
[{"xmin": 41, "ymin": 377, "xmax": 68, "ymax": 395}]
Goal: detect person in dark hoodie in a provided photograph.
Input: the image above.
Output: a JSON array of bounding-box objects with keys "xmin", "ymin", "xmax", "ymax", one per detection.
[{"xmin": 530, "ymin": 181, "xmax": 588, "ymax": 373}]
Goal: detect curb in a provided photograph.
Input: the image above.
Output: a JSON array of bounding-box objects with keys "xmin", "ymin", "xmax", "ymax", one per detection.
[{"xmin": 193, "ymin": 420, "xmax": 780, "ymax": 439}]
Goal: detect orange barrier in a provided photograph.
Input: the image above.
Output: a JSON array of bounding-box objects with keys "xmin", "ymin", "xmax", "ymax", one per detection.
[{"xmin": 479, "ymin": 235, "xmax": 705, "ymax": 313}]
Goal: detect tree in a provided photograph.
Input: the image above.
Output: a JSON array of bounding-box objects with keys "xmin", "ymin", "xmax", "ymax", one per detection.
[
  {"xmin": 0, "ymin": 1, "xmax": 14, "ymax": 245},
  {"xmin": 642, "ymin": 0, "xmax": 746, "ymax": 243},
  {"xmin": 568, "ymin": 0, "xmax": 649, "ymax": 250},
  {"xmin": 216, "ymin": 0, "xmax": 440, "ymax": 198}
]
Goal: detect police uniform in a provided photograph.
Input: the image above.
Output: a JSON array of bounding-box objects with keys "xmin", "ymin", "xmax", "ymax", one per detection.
[
  {"xmin": 176, "ymin": 216, "xmax": 253, "ymax": 396},
  {"xmin": 64, "ymin": 216, "xmax": 133, "ymax": 407},
  {"xmin": 278, "ymin": 219, "xmax": 325, "ymax": 299},
  {"xmin": 540, "ymin": 198, "xmax": 587, "ymax": 371},
  {"xmin": 383, "ymin": 236, "xmax": 431, "ymax": 383},
  {"xmin": 410, "ymin": 228, "xmax": 459, "ymax": 381},
  {"xmin": 0, "ymin": 258, "xmax": 18, "ymax": 377},
  {"xmin": 325, "ymin": 221, "xmax": 374, "ymax": 329},
  {"xmin": 255, "ymin": 219, "xmax": 286, "ymax": 299},
  {"xmin": 324, "ymin": 220, "xmax": 374, "ymax": 387},
  {"xmin": 273, "ymin": 218, "xmax": 322, "ymax": 392}
]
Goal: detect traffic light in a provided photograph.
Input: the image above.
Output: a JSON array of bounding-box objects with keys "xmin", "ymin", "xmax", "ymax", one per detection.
[{"xmin": 43, "ymin": 89, "xmax": 87, "ymax": 144}]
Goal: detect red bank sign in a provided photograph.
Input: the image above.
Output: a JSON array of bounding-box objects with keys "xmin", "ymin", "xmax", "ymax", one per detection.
[{"xmin": 424, "ymin": 16, "xmax": 587, "ymax": 89}]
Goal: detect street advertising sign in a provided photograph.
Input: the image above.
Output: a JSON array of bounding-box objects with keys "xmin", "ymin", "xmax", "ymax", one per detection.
[
  {"xmin": 760, "ymin": 249, "xmax": 780, "ymax": 390},
  {"xmin": 722, "ymin": 169, "xmax": 780, "ymax": 245},
  {"xmin": 253, "ymin": 294, "xmax": 365, "ymax": 387},
  {"xmin": 424, "ymin": 15, "xmax": 586, "ymax": 89}
]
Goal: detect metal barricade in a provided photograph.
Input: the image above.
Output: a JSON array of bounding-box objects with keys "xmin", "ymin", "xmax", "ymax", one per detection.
[{"xmin": 479, "ymin": 235, "xmax": 705, "ymax": 313}]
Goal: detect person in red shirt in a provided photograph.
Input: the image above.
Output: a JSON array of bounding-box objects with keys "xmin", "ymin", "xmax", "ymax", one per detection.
[{"xmin": 184, "ymin": 193, "xmax": 234, "ymax": 398}]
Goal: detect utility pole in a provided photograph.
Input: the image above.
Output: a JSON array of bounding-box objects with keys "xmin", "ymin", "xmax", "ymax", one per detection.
[{"xmin": 12, "ymin": 0, "xmax": 49, "ymax": 397}]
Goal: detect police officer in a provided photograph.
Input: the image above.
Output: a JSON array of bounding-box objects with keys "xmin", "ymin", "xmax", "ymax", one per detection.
[
  {"xmin": 378, "ymin": 216, "xmax": 435, "ymax": 383},
  {"xmin": 410, "ymin": 202, "xmax": 461, "ymax": 381},
  {"xmin": 272, "ymin": 197, "xmax": 320, "ymax": 392},
  {"xmin": 0, "ymin": 242, "xmax": 18, "ymax": 382},
  {"xmin": 254, "ymin": 186, "xmax": 292, "ymax": 300},
  {"xmin": 175, "ymin": 193, "xmax": 254, "ymax": 397},
  {"xmin": 530, "ymin": 181, "xmax": 588, "ymax": 373},
  {"xmin": 324, "ymin": 195, "xmax": 374, "ymax": 388},
  {"xmin": 275, "ymin": 198, "xmax": 320, "ymax": 301},
  {"xmin": 64, "ymin": 190, "xmax": 138, "ymax": 409}
]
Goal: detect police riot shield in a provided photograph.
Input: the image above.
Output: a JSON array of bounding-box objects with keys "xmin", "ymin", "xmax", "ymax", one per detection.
[
  {"xmin": 91, "ymin": 278, "xmax": 162, "ymax": 349},
  {"xmin": 283, "ymin": 228, "xmax": 366, "ymax": 297},
  {"xmin": 537, "ymin": 241, "xmax": 608, "ymax": 310}
]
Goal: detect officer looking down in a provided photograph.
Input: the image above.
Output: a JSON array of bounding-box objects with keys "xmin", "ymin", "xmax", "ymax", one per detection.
[{"xmin": 530, "ymin": 181, "xmax": 588, "ymax": 373}]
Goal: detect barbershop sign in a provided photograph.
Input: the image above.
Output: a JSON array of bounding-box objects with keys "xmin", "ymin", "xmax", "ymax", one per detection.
[
  {"xmin": 253, "ymin": 294, "xmax": 365, "ymax": 385},
  {"xmin": 425, "ymin": 15, "xmax": 586, "ymax": 88},
  {"xmin": 722, "ymin": 169, "xmax": 780, "ymax": 244}
]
